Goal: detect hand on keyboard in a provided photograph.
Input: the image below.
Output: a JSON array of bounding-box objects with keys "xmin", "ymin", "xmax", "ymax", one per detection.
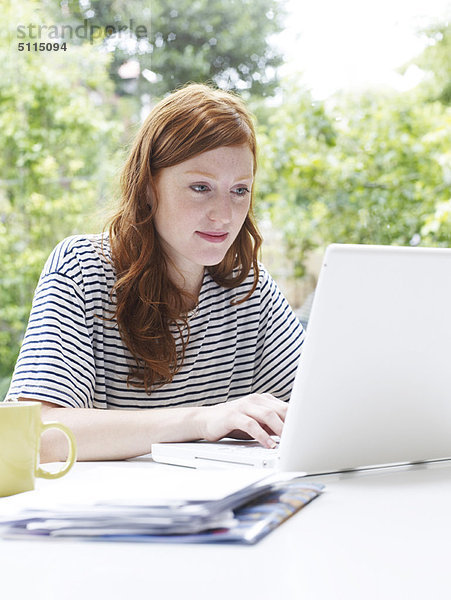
[{"xmin": 199, "ymin": 393, "xmax": 287, "ymax": 449}]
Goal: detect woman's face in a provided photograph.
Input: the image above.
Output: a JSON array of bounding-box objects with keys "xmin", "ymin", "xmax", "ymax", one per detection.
[{"xmin": 153, "ymin": 144, "xmax": 254, "ymax": 286}]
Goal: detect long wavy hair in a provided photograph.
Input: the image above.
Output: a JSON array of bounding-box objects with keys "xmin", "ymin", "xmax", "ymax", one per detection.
[{"xmin": 108, "ymin": 83, "xmax": 263, "ymax": 393}]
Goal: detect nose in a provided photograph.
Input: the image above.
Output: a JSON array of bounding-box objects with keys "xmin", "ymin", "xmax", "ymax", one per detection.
[{"xmin": 207, "ymin": 193, "xmax": 232, "ymax": 224}]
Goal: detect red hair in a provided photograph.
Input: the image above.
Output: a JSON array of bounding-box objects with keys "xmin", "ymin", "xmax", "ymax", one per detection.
[{"xmin": 108, "ymin": 83, "xmax": 262, "ymax": 392}]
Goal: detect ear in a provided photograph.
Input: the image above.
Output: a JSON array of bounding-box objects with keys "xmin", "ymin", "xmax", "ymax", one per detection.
[
  {"xmin": 146, "ymin": 183, "xmax": 152, "ymax": 207},
  {"xmin": 146, "ymin": 177, "xmax": 159, "ymax": 213}
]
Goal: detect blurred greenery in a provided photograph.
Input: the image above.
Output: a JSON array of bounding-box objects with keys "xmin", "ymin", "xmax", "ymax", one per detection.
[
  {"xmin": 1, "ymin": 0, "xmax": 123, "ymax": 391},
  {"xmin": 255, "ymin": 82, "xmax": 451, "ymax": 277},
  {"xmin": 408, "ymin": 21, "xmax": 451, "ymax": 104},
  {"xmin": 1, "ymin": 0, "xmax": 450, "ymax": 399},
  {"xmin": 45, "ymin": 0, "xmax": 286, "ymax": 100}
]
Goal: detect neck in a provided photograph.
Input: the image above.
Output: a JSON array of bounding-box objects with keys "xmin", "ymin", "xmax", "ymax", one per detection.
[{"xmin": 167, "ymin": 264, "xmax": 204, "ymax": 310}]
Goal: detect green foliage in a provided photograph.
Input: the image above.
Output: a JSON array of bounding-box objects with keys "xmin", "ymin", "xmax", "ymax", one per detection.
[
  {"xmin": 256, "ymin": 80, "xmax": 451, "ymax": 277},
  {"xmin": 409, "ymin": 22, "xmax": 451, "ymax": 104},
  {"xmin": 0, "ymin": 1, "xmax": 122, "ymax": 381},
  {"xmin": 254, "ymin": 84, "xmax": 337, "ymax": 276},
  {"xmin": 45, "ymin": 0, "xmax": 286, "ymax": 98}
]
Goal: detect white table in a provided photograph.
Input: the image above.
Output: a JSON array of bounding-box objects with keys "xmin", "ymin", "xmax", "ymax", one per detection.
[{"xmin": 2, "ymin": 457, "xmax": 451, "ymax": 600}]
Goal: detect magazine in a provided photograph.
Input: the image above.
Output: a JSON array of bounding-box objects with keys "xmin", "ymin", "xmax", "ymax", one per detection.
[{"xmin": 0, "ymin": 478, "xmax": 323, "ymax": 545}]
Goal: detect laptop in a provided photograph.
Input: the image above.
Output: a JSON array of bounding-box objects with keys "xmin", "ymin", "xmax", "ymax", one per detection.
[{"xmin": 151, "ymin": 243, "xmax": 451, "ymax": 474}]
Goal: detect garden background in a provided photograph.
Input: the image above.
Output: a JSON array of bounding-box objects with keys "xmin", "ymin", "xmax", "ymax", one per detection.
[{"xmin": 1, "ymin": 0, "xmax": 450, "ymax": 399}]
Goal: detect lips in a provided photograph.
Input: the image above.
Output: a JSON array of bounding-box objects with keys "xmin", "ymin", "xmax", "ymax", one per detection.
[{"xmin": 196, "ymin": 231, "xmax": 229, "ymax": 243}]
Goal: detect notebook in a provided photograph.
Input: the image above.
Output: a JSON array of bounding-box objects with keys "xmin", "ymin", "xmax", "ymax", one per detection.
[{"xmin": 151, "ymin": 243, "xmax": 451, "ymax": 474}]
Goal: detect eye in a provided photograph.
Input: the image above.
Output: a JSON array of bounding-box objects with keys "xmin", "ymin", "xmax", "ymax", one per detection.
[
  {"xmin": 233, "ymin": 186, "xmax": 250, "ymax": 197},
  {"xmin": 190, "ymin": 184, "xmax": 210, "ymax": 193}
]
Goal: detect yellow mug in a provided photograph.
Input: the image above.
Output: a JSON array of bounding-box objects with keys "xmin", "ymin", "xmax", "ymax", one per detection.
[{"xmin": 0, "ymin": 401, "xmax": 77, "ymax": 497}]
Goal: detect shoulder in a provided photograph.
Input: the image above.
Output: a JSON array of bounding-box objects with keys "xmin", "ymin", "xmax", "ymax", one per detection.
[
  {"xmin": 256, "ymin": 262, "xmax": 275, "ymax": 289},
  {"xmin": 42, "ymin": 233, "xmax": 113, "ymax": 278},
  {"xmin": 39, "ymin": 233, "xmax": 114, "ymax": 296},
  {"xmin": 231, "ymin": 262, "xmax": 282, "ymax": 308},
  {"xmin": 253, "ymin": 262, "xmax": 280, "ymax": 301}
]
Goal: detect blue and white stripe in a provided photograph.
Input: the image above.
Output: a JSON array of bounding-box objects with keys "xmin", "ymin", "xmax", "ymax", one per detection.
[{"xmin": 7, "ymin": 234, "xmax": 304, "ymax": 410}]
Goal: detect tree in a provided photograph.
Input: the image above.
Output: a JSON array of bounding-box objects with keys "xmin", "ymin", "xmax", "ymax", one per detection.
[
  {"xmin": 254, "ymin": 81, "xmax": 338, "ymax": 277},
  {"xmin": 0, "ymin": 0, "xmax": 122, "ymax": 395},
  {"xmin": 256, "ymin": 78, "xmax": 451, "ymax": 280},
  {"xmin": 45, "ymin": 0, "xmax": 286, "ymax": 98},
  {"xmin": 408, "ymin": 22, "xmax": 451, "ymax": 105}
]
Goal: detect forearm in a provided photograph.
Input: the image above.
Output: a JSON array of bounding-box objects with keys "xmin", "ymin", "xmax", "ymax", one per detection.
[
  {"xmin": 39, "ymin": 404, "xmax": 204, "ymax": 462},
  {"xmin": 36, "ymin": 392, "xmax": 285, "ymax": 462}
]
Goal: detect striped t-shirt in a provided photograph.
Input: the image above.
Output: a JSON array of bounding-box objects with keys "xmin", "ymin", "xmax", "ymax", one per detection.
[{"xmin": 7, "ymin": 234, "xmax": 304, "ymax": 410}]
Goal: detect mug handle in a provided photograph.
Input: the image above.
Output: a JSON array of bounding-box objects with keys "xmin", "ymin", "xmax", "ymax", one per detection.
[{"xmin": 35, "ymin": 422, "xmax": 77, "ymax": 480}]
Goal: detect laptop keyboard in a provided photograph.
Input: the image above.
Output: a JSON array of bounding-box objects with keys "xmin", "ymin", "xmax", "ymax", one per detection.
[
  {"xmin": 209, "ymin": 437, "xmax": 279, "ymax": 447},
  {"xmin": 195, "ymin": 440, "xmax": 280, "ymax": 459},
  {"xmin": 151, "ymin": 439, "xmax": 281, "ymax": 469},
  {"xmin": 214, "ymin": 442, "xmax": 279, "ymax": 454}
]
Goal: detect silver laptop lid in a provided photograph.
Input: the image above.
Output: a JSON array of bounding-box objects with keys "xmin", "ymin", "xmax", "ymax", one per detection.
[{"xmin": 279, "ymin": 243, "xmax": 451, "ymax": 473}]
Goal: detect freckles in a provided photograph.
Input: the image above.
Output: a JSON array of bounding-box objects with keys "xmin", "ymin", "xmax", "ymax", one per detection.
[{"xmin": 238, "ymin": 203, "xmax": 250, "ymax": 221}]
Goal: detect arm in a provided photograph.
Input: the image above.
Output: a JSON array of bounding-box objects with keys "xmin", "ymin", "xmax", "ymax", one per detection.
[
  {"xmin": 12, "ymin": 243, "xmax": 288, "ymax": 461},
  {"xmin": 37, "ymin": 392, "xmax": 286, "ymax": 462}
]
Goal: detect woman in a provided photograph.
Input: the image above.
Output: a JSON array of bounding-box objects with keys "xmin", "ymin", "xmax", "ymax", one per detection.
[{"xmin": 7, "ymin": 83, "xmax": 304, "ymax": 461}]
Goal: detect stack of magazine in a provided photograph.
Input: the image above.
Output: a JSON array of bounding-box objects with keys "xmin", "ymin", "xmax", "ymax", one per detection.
[{"xmin": 0, "ymin": 471, "xmax": 323, "ymax": 544}]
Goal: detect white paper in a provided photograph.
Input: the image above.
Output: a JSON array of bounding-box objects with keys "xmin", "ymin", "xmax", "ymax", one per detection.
[{"xmin": 0, "ymin": 465, "xmax": 272, "ymax": 515}]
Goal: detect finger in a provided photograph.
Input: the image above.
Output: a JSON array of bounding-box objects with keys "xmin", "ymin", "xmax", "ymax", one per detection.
[
  {"xmin": 261, "ymin": 424, "xmax": 281, "ymax": 437},
  {"xmin": 249, "ymin": 406, "xmax": 284, "ymax": 437},
  {"xmin": 234, "ymin": 414, "xmax": 278, "ymax": 449}
]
